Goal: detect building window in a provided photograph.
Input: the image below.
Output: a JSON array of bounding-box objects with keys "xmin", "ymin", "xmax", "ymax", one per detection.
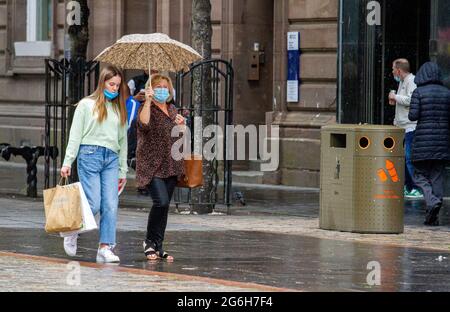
[
  {"xmin": 27, "ymin": 0, "xmax": 52, "ymax": 42},
  {"xmin": 14, "ymin": 0, "xmax": 53, "ymax": 57}
]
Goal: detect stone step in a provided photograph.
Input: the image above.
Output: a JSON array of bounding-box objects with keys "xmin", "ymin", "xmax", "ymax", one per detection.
[{"xmin": 232, "ymin": 171, "xmax": 264, "ymax": 185}]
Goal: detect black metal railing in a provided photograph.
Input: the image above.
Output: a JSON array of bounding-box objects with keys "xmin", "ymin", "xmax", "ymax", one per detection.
[
  {"xmin": 44, "ymin": 58, "xmax": 233, "ymax": 212},
  {"xmin": 174, "ymin": 59, "xmax": 234, "ymax": 213},
  {"xmin": 44, "ymin": 58, "xmax": 99, "ymax": 189},
  {"xmin": 1, "ymin": 144, "xmax": 58, "ymax": 197}
]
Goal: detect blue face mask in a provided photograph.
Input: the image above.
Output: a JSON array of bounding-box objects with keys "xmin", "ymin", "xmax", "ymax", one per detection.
[
  {"xmin": 154, "ymin": 88, "xmax": 170, "ymax": 103},
  {"xmin": 104, "ymin": 89, "xmax": 119, "ymax": 101},
  {"xmin": 394, "ymin": 76, "xmax": 401, "ymax": 83}
]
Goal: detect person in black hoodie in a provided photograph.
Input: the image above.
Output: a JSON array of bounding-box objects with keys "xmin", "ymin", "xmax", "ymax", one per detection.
[{"xmin": 408, "ymin": 62, "xmax": 450, "ymax": 226}]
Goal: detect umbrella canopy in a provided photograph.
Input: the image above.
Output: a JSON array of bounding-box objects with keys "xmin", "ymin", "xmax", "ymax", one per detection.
[{"xmin": 94, "ymin": 33, "xmax": 202, "ymax": 72}]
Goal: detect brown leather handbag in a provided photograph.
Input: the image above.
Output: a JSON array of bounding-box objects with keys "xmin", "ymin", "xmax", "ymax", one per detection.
[{"xmin": 177, "ymin": 154, "xmax": 204, "ymax": 188}]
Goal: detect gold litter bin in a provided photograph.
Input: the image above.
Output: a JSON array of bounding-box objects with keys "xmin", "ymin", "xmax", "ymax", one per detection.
[{"xmin": 319, "ymin": 124, "xmax": 405, "ymax": 234}]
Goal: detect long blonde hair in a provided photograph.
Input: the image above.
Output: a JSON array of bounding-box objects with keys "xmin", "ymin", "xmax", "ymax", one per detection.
[{"xmin": 88, "ymin": 65, "xmax": 128, "ymax": 126}]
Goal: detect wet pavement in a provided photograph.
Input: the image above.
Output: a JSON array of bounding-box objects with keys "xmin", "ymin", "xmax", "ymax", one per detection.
[
  {"xmin": 122, "ymin": 183, "xmax": 450, "ymax": 226},
  {"xmin": 0, "ymin": 227, "xmax": 449, "ymax": 292},
  {"xmin": 1, "ymin": 160, "xmax": 449, "ymax": 225},
  {"xmin": 1, "ymin": 184, "xmax": 450, "ymax": 292},
  {"xmin": 0, "ymin": 253, "xmax": 272, "ymax": 292}
]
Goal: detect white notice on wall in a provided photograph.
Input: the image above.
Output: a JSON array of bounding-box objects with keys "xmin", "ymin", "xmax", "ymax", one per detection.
[
  {"xmin": 287, "ymin": 80, "xmax": 299, "ymax": 103},
  {"xmin": 287, "ymin": 32, "xmax": 299, "ymax": 51}
]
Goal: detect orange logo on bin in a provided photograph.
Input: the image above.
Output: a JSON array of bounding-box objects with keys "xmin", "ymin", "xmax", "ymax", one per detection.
[
  {"xmin": 377, "ymin": 169, "xmax": 388, "ymax": 182},
  {"xmin": 374, "ymin": 190, "xmax": 400, "ymax": 200},
  {"xmin": 377, "ymin": 160, "xmax": 399, "ymax": 183}
]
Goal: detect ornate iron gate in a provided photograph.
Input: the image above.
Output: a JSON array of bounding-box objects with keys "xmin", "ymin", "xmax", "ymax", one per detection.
[
  {"xmin": 44, "ymin": 58, "xmax": 99, "ymax": 189},
  {"xmin": 174, "ymin": 59, "xmax": 234, "ymax": 213},
  {"xmin": 44, "ymin": 58, "xmax": 233, "ymax": 212}
]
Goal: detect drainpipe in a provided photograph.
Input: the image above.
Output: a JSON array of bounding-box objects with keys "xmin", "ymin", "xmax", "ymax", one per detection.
[{"xmin": 337, "ymin": 0, "xmax": 344, "ymax": 124}]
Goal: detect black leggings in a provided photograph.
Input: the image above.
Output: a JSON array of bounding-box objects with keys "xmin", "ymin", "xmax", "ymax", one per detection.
[{"xmin": 146, "ymin": 176, "xmax": 177, "ymax": 252}]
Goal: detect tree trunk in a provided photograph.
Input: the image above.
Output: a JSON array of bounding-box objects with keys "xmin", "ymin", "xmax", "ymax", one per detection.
[
  {"xmin": 68, "ymin": 0, "xmax": 90, "ymax": 60},
  {"xmin": 191, "ymin": 0, "xmax": 214, "ymax": 214},
  {"xmin": 67, "ymin": 0, "xmax": 90, "ymax": 181},
  {"xmin": 67, "ymin": 0, "xmax": 90, "ymax": 105}
]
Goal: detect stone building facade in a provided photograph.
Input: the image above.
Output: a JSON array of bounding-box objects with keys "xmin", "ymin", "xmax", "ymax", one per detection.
[{"xmin": 0, "ymin": 0, "xmax": 338, "ymax": 188}]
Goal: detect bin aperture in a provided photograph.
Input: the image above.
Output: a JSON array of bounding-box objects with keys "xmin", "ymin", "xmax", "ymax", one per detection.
[
  {"xmin": 359, "ymin": 136, "xmax": 370, "ymax": 149},
  {"xmin": 330, "ymin": 133, "xmax": 346, "ymax": 148},
  {"xmin": 384, "ymin": 137, "xmax": 395, "ymax": 149}
]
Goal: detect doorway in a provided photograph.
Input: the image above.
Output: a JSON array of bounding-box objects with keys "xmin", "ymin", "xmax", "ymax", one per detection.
[
  {"xmin": 380, "ymin": 0, "xmax": 430, "ymax": 125},
  {"xmin": 337, "ymin": 0, "xmax": 431, "ymax": 125},
  {"xmin": 430, "ymin": 0, "xmax": 450, "ymax": 89}
]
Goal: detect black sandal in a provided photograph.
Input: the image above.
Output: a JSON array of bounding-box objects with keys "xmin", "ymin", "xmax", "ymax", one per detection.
[
  {"xmin": 143, "ymin": 240, "xmax": 158, "ymax": 260},
  {"xmin": 157, "ymin": 250, "xmax": 174, "ymax": 261}
]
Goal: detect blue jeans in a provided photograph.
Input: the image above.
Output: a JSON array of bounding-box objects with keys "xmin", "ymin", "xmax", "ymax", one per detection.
[
  {"xmin": 405, "ymin": 131, "xmax": 416, "ymax": 192},
  {"xmin": 77, "ymin": 145, "xmax": 119, "ymax": 245}
]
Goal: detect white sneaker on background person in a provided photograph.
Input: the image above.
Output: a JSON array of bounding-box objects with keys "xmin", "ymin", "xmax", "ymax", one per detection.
[
  {"xmin": 63, "ymin": 234, "xmax": 78, "ymax": 257},
  {"xmin": 96, "ymin": 246, "xmax": 120, "ymax": 263}
]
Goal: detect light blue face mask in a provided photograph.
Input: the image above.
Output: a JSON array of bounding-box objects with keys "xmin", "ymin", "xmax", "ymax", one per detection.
[
  {"xmin": 153, "ymin": 88, "xmax": 170, "ymax": 103},
  {"xmin": 394, "ymin": 76, "xmax": 401, "ymax": 83},
  {"xmin": 104, "ymin": 89, "xmax": 119, "ymax": 101}
]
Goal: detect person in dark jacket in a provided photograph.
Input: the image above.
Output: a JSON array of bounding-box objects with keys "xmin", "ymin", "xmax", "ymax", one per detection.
[{"xmin": 408, "ymin": 62, "xmax": 450, "ymax": 226}]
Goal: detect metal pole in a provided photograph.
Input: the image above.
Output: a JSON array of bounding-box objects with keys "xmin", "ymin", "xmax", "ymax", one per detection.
[{"xmin": 337, "ymin": 0, "xmax": 344, "ymax": 124}]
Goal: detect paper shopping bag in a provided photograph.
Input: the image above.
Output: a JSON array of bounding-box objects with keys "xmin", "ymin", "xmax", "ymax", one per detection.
[
  {"xmin": 59, "ymin": 182, "xmax": 97, "ymax": 237},
  {"xmin": 43, "ymin": 179, "xmax": 83, "ymax": 233}
]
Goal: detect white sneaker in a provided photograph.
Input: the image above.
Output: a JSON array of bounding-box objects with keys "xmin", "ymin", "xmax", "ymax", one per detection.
[
  {"xmin": 96, "ymin": 246, "xmax": 120, "ymax": 263},
  {"xmin": 63, "ymin": 234, "xmax": 78, "ymax": 257}
]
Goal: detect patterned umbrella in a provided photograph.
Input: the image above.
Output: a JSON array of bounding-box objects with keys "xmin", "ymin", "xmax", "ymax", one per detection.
[{"xmin": 94, "ymin": 33, "xmax": 202, "ymax": 72}]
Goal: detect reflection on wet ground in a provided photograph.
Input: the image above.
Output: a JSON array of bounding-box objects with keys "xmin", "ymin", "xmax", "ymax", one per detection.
[
  {"xmin": 1, "ymin": 228, "xmax": 449, "ymax": 292},
  {"xmin": 1, "ymin": 182, "xmax": 450, "ymax": 291},
  {"xmin": 215, "ymin": 186, "xmax": 450, "ymax": 226}
]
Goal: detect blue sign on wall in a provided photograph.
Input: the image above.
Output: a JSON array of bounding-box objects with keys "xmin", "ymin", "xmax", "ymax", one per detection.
[{"xmin": 287, "ymin": 32, "xmax": 300, "ymax": 102}]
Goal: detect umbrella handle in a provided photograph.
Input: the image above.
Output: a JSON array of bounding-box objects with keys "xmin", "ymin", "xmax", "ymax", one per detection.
[{"xmin": 148, "ymin": 60, "xmax": 151, "ymax": 78}]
